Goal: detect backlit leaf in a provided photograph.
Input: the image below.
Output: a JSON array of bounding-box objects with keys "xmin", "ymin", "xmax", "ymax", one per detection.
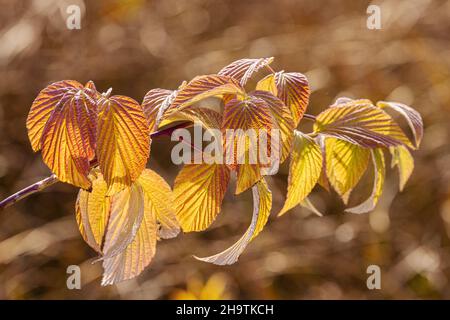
[
  {"xmin": 194, "ymin": 178, "xmax": 272, "ymax": 265},
  {"xmin": 258, "ymin": 72, "xmax": 310, "ymax": 126},
  {"xmin": 222, "ymin": 95, "xmax": 275, "ymax": 194},
  {"xmin": 102, "ymin": 182, "xmax": 145, "ymax": 259},
  {"xmin": 75, "ymin": 170, "xmax": 110, "ymax": 252},
  {"xmin": 174, "ymin": 164, "xmax": 230, "ymax": 232},
  {"xmin": 314, "ymin": 100, "xmax": 413, "ymax": 148},
  {"xmin": 27, "ymin": 80, "xmax": 98, "ymax": 188},
  {"xmin": 346, "ymin": 149, "xmax": 385, "ymax": 214},
  {"xmin": 167, "ymin": 75, "xmax": 245, "ymax": 115},
  {"xmin": 279, "ymin": 131, "xmax": 322, "ymax": 216},
  {"xmin": 325, "ymin": 138, "xmax": 370, "ymax": 203},
  {"xmin": 97, "ymin": 95, "xmax": 150, "ymax": 195},
  {"xmin": 218, "ymin": 57, "xmax": 274, "ymax": 86},
  {"xmin": 142, "ymin": 88, "xmax": 177, "ymax": 132},
  {"xmin": 138, "ymin": 169, "xmax": 180, "ymax": 239},
  {"xmin": 377, "ymin": 101, "xmax": 423, "ymax": 148},
  {"xmin": 390, "ymin": 145, "xmax": 414, "ymax": 191},
  {"xmin": 251, "ymin": 90, "xmax": 295, "ymax": 163}
]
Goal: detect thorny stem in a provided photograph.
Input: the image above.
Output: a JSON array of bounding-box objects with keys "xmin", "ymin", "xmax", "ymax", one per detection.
[{"xmin": 0, "ymin": 122, "xmax": 191, "ymax": 211}]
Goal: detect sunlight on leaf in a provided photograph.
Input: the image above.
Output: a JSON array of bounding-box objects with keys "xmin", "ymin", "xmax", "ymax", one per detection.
[
  {"xmin": 194, "ymin": 179, "xmax": 272, "ymax": 265},
  {"xmin": 218, "ymin": 57, "xmax": 274, "ymax": 86},
  {"xmin": 222, "ymin": 95, "xmax": 275, "ymax": 194},
  {"xmin": 377, "ymin": 101, "xmax": 423, "ymax": 148},
  {"xmin": 346, "ymin": 148, "xmax": 385, "ymax": 214},
  {"xmin": 174, "ymin": 164, "xmax": 230, "ymax": 232},
  {"xmin": 314, "ymin": 99, "xmax": 413, "ymax": 148},
  {"xmin": 27, "ymin": 80, "xmax": 98, "ymax": 189},
  {"xmin": 258, "ymin": 71, "xmax": 310, "ymax": 126},
  {"xmin": 325, "ymin": 138, "xmax": 370, "ymax": 204},
  {"xmin": 97, "ymin": 95, "xmax": 150, "ymax": 195},
  {"xmin": 390, "ymin": 145, "xmax": 414, "ymax": 191},
  {"xmin": 279, "ymin": 131, "xmax": 322, "ymax": 216}
]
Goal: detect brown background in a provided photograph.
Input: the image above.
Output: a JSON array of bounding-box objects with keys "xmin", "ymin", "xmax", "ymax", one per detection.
[{"xmin": 0, "ymin": 0, "xmax": 449, "ymax": 299}]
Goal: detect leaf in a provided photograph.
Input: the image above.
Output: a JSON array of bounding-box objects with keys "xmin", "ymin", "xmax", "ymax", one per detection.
[
  {"xmin": 101, "ymin": 197, "xmax": 157, "ymax": 285},
  {"xmin": 174, "ymin": 164, "xmax": 230, "ymax": 232},
  {"xmin": 167, "ymin": 75, "xmax": 245, "ymax": 115},
  {"xmin": 390, "ymin": 145, "xmax": 414, "ymax": 191},
  {"xmin": 301, "ymin": 197, "xmax": 323, "ymax": 217},
  {"xmin": 314, "ymin": 100, "xmax": 413, "ymax": 149},
  {"xmin": 222, "ymin": 95, "xmax": 275, "ymax": 194},
  {"xmin": 377, "ymin": 101, "xmax": 423, "ymax": 148},
  {"xmin": 218, "ymin": 57, "xmax": 274, "ymax": 86},
  {"xmin": 142, "ymin": 88, "xmax": 177, "ymax": 132},
  {"xmin": 97, "ymin": 95, "xmax": 150, "ymax": 195},
  {"xmin": 138, "ymin": 169, "xmax": 180, "ymax": 239},
  {"xmin": 101, "ymin": 182, "xmax": 145, "ymax": 259},
  {"xmin": 27, "ymin": 80, "xmax": 98, "ymax": 188},
  {"xmin": 75, "ymin": 170, "xmax": 110, "ymax": 252},
  {"xmin": 162, "ymin": 106, "xmax": 222, "ymax": 130},
  {"xmin": 279, "ymin": 131, "xmax": 322, "ymax": 216},
  {"xmin": 325, "ymin": 138, "xmax": 370, "ymax": 203},
  {"xmin": 258, "ymin": 72, "xmax": 310, "ymax": 126},
  {"xmin": 194, "ymin": 178, "xmax": 272, "ymax": 265},
  {"xmin": 346, "ymin": 149, "xmax": 385, "ymax": 214},
  {"xmin": 250, "ymin": 90, "xmax": 295, "ymax": 163}
]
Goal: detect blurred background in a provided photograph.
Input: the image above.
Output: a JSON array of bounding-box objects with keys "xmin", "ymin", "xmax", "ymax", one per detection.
[{"xmin": 0, "ymin": 0, "xmax": 449, "ymax": 299}]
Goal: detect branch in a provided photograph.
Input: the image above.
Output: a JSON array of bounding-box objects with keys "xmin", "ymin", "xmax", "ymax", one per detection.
[
  {"xmin": 302, "ymin": 114, "xmax": 316, "ymax": 121},
  {"xmin": 0, "ymin": 122, "xmax": 191, "ymax": 211}
]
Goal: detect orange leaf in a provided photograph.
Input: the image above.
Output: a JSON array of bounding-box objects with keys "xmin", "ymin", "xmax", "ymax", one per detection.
[
  {"xmin": 27, "ymin": 80, "xmax": 98, "ymax": 188},
  {"xmin": 167, "ymin": 75, "xmax": 245, "ymax": 116},
  {"xmin": 221, "ymin": 95, "xmax": 275, "ymax": 194},
  {"xmin": 258, "ymin": 72, "xmax": 310, "ymax": 126},
  {"xmin": 97, "ymin": 95, "xmax": 150, "ymax": 195}
]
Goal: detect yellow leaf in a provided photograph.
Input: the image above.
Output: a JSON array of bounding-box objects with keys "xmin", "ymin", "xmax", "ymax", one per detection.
[
  {"xmin": 194, "ymin": 179, "xmax": 272, "ymax": 265},
  {"xmin": 390, "ymin": 145, "xmax": 414, "ymax": 191},
  {"xmin": 325, "ymin": 138, "xmax": 370, "ymax": 203},
  {"xmin": 101, "ymin": 196, "xmax": 157, "ymax": 285},
  {"xmin": 255, "ymin": 73, "xmax": 277, "ymax": 95},
  {"xmin": 102, "ymin": 182, "xmax": 145, "ymax": 259},
  {"xmin": 27, "ymin": 80, "xmax": 98, "ymax": 189},
  {"xmin": 75, "ymin": 170, "xmax": 110, "ymax": 252},
  {"xmin": 218, "ymin": 57, "xmax": 274, "ymax": 86},
  {"xmin": 97, "ymin": 95, "xmax": 150, "ymax": 195},
  {"xmin": 251, "ymin": 90, "xmax": 295, "ymax": 163},
  {"xmin": 279, "ymin": 131, "xmax": 322, "ymax": 216},
  {"xmin": 314, "ymin": 100, "xmax": 413, "ymax": 148},
  {"xmin": 138, "ymin": 169, "xmax": 180, "ymax": 239},
  {"xmin": 346, "ymin": 149, "xmax": 385, "ymax": 214},
  {"xmin": 174, "ymin": 164, "xmax": 230, "ymax": 232}
]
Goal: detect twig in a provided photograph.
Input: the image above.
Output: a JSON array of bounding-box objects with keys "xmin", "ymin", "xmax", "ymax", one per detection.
[
  {"xmin": 0, "ymin": 122, "xmax": 191, "ymax": 211},
  {"xmin": 302, "ymin": 114, "xmax": 317, "ymax": 121},
  {"xmin": 0, "ymin": 174, "xmax": 58, "ymax": 210}
]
